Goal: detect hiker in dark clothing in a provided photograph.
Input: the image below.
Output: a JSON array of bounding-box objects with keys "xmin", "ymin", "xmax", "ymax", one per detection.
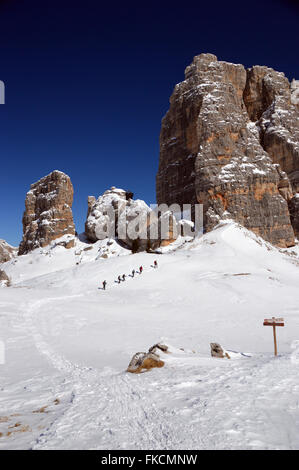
[
  {"xmin": 102, "ymin": 280, "xmax": 107, "ymax": 290},
  {"xmin": 132, "ymin": 269, "xmax": 135, "ymax": 277},
  {"xmin": 118, "ymin": 275, "xmax": 121, "ymax": 284},
  {"xmin": 122, "ymin": 274, "xmax": 126, "ymax": 281},
  {"xmin": 139, "ymin": 266, "xmax": 143, "ymax": 274},
  {"xmin": 154, "ymin": 260, "xmax": 158, "ymax": 268}
]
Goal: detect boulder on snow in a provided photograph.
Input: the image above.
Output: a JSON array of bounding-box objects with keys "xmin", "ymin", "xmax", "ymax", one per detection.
[
  {"xmin": 210, "ymin": 343, "xmax": 230, "ymax": 359},
  {"xmin": 127, "ymin": 351, "xmax": 165, "ymax": 374},
  {"xmin": 148, "ymin": 343, "xmax": 169, "ymax": 355}
]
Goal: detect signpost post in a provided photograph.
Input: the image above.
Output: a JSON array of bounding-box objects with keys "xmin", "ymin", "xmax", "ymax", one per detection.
[{"xmin": 263, "ymin": 317, "xmax": 284, "ymax": 356}]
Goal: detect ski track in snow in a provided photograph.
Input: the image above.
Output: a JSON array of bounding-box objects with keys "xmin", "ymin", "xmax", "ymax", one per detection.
[
  {"xmin": 23, "ymin": 296, "xmax": 196, "ymax": 450},
  {"xmin": 20, "ymin": 295, "xmax": 299, "ymax": 450},
  {"xmin": 2, "ymin": 223, "xmax": 299, "ymax": 449}
]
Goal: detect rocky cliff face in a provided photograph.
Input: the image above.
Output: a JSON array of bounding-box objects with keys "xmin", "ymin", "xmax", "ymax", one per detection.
[
  {"xmin": 19, "ymin": 170, "xmax": 76, "ymax": 255},
  {"xmin": 157, "ymin": 53, "xmax": 298, "ymax": 246},
  {"xmin": 0, "ymin": 239, "xmax": 16, "ymax": 264},
  {"xmin": 245, "ymin": 67, "xmax": 299, "ymax": 238}
]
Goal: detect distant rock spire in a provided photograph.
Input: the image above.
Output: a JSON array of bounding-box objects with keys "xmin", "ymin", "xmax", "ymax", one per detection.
[{"xmin": 19, "ymin": 170, "xmax": 76, "ymax": 255}]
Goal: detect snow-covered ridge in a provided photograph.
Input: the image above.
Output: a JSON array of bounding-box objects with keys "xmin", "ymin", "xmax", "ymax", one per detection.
[{"xmin": 1, "ymin": 222, "xmax": 299, "ymax": 449}]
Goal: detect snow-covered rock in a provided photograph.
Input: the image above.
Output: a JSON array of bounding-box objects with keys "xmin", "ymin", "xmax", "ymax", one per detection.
[
  {"xmin": 0, "ymin": 239, "xmax": 16, "ymax": 264},
  {"xmin": 210, "ymin": 342, "xmax": 230, "ymax": 359},
  {"xmin": 291, "ymin": 79, "xmax": 299, "ymax": 106},
  {"xmin": 127, "ymin": 351, "xmax": 165, "ymax": 374},
  {"xmin": 85, "ymin": 187, "xmax": 179, "ymax": 251}
]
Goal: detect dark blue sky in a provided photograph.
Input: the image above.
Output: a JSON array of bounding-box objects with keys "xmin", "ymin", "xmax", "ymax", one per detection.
[{"xmin": 0, "ymin": 0, "xmax": 298, "ymax": 246}]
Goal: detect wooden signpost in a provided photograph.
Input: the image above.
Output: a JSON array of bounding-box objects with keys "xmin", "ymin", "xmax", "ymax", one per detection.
[{"xmin": 263, "ymin": 317, "xmax": 285, "ymax": 356}]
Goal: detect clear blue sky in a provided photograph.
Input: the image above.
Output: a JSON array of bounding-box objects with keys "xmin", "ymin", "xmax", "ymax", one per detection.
[{"xmin": 0, "ymin": 0, "xmax": 298, "ymax": 246}]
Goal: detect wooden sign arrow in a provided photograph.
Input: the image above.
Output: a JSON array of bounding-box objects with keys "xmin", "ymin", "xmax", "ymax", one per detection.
[
  {"xmin": 263, "ymin": 318, "xmax": 284, "ymax": 327},
  {"xmin": 263, "ymin": 317, "xmax": 284, "ymax": 356}
]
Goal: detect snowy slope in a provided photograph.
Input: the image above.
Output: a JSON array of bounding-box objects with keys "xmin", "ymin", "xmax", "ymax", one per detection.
[{"xmin": 1, "ymin": 222, "xmax": 299, "ymax": 449}]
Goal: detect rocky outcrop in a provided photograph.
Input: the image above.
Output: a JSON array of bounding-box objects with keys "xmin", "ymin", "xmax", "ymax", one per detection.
[
  {"xmin": 127, "ymin": 351, "xmax": 165, "ymax": 373},
  {"xmin": 0, "ymin": 269, "xmax": 10, "ymax": 286},
  {"xmin": 19, "ymin": 171, "xmax": 76, "ymax": 255},
  {"xmin": 148, "ymin": 343, "xmax": 169, "ymax": 354},
  {"xmin": 127, "ymin": 342, "xmax": 168, "ymax": 373},
  {"xmin": 85, "ymin": 187, "xmax": 178, "ymax": 251},
  {"xmin": 85, "ymin": 187, "xmax": 150, "ymax": 249},
  {"xmin": 210, "ymin": 343, "xmax": 230, "ymax": 359},
  {"xmin": 156, "ymin": 53, "xmax": 298, "ymax": 247},
  {"xmin": 0, "ymin": 240, "xmax": 16, "ymax": 263}
]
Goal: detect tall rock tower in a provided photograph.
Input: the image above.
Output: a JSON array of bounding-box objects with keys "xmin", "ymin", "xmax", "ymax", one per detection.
[
  {"xmin": 19, "ymin": 170, "xmax": 76, "ymax": 255},
  {"xmin": 156, "ymin": 53, "xmax": 298, "ymax": 247}
]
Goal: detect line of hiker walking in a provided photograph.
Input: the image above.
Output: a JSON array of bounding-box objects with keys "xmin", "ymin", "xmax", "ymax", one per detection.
[{"xmin": 101, "ymin": 260, "xmax": 158, "ymax": 290}]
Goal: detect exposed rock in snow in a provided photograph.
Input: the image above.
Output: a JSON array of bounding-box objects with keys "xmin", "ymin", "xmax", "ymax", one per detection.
[
  {"xmin": 19, "ymin": 171, "xmax": 76, "ymax": 255},
  {"xmin": 127, "ymin": 351, "xmax": 165, "ymax": 374},
  {"xmin": 157, "ymin": 53, "xmax": 297, "ymax": 248},
  {"xmin": 210, "ymin": 343, "xmax": 230, "ymax": 359},
  {"xmin": 148, "ymin": 343, "xmax": 169, "ymax": 355},
  {"xmin": 0, "ymin": 239, "xmax": 16, "ymax": 264},
  {"xmin": 127, "ymin": 342, "xmax": 170, "ymax": 373},
  {"xmin": 95, "ymin": 238, "xmax": 131, "ymax": 260}
]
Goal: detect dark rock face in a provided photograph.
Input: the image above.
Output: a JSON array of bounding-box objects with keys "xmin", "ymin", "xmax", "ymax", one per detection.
[
  {"xmin": 157, "ymin": 54, "xmax": 298, "ymax": 247},
  {"xmin": 0, "ymin": 240, "xmax": 16, "ymax": 263},
  {"xmin": 19, "ymin": 171, "xmax": 75, "ymax": 255}
]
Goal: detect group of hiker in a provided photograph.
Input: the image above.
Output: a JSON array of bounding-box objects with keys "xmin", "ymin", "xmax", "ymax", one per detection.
[{"xmin": 101, "ymin": 260, "xmax": 158, "ymax": 290}]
